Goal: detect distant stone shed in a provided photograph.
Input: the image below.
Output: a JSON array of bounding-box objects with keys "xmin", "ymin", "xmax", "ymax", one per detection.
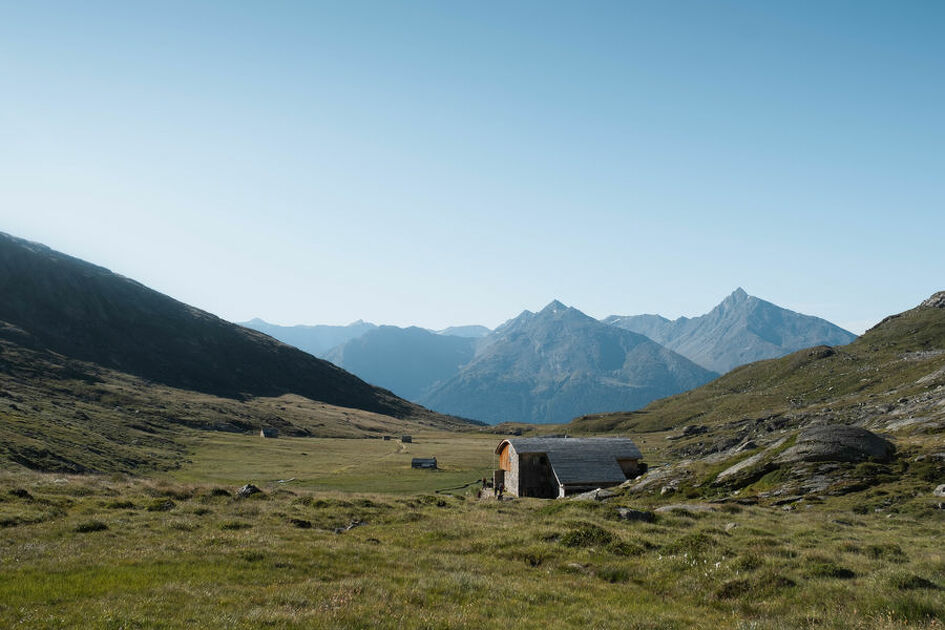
[
  {"xmin": 411, "ymin": 457, "xmax": 437, "ymax": 469},
  {"xmin": 495, "ymin": 437, "xmax": 644, "ymax": 498}
]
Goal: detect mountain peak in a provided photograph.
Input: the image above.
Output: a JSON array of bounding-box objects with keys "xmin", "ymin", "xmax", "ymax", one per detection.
[
  {"xmin": 728, "ymin": 287, "xmax": 749, "ymax": 301},
  {"xmin": 542, "ymin": 299, "xmax": 568, "ymax": 313}
]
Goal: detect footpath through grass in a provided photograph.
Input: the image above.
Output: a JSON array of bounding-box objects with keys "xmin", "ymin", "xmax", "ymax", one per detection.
[{"xmin": 0, "ymin": 471, "xmax": 943, "ymax": 629}]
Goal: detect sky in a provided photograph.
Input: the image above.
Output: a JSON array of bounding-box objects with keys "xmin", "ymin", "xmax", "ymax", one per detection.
[{"xmin": 1, "ymin": 1, "xmax": 943, "ymax": 334}]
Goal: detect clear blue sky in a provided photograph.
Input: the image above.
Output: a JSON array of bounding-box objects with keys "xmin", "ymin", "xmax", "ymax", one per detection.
[{"xmin": 2, "ymin": 1, "xmax": 942, "ymax": 334}]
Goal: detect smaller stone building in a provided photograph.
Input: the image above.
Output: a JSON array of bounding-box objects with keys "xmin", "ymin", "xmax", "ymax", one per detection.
[
  {"xmin": 494, "ymin": 437, "xmax": 643, "ymax": 498},
  {"xmin": 411, "ymin": 457, "xmax": 437, "ymax": 469}
]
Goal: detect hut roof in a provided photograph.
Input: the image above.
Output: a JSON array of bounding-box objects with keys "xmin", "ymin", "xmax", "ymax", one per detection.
[{"xmin": 497, "ymin": 437, "xmax": 641, "ymax": 486}]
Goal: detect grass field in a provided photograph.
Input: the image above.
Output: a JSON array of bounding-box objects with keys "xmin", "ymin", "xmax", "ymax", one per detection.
[
  {"xmin": 166, "ymin": 431, "xmax": 499, "ymax": 494},
  {"xmin": 1, "ymin": 466, "xmax": 943, "ymax": 629}
]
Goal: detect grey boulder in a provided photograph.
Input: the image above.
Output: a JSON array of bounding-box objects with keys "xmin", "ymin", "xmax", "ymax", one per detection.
[{"xmin": 773, "ymin": 425, "xmax": 895, "ymax": 465}]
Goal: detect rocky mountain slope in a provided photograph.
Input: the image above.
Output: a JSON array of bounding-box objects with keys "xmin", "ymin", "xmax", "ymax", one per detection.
[
  {"xmin": 420, "ymin": 301, "xmax": 718, "ymax": 424},
  {"xmin": 605, "ymin": 288, "xmax": 857, "ymax": 373},
  {"xmin": 325, "ymin": 326, "xmax": 477, "ymax": 400},
  {"xmin": 0, "ymin": 232, "xmax": 475, "ymax": 472},
  {"xmin": 240, "ymin": 318, "xmax": 377, "ymax": 358},
  {"xmin": 572, "ymin": 292, "xmax": 945, "ymax": 505}
]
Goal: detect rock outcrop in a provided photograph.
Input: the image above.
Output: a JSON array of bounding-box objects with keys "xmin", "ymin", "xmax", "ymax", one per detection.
[
  {"xmin": 773, "ymin": 425, "xmax": 895, "ymax": 465},
  {"xmin": 921, "ymin": 291, "xmax": 945, "ymax": 309}
]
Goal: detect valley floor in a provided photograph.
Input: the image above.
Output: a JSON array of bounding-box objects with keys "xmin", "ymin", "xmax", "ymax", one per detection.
[{"xmin": 1, "ymin": 445, "xmax": 943, "ymax": 629}]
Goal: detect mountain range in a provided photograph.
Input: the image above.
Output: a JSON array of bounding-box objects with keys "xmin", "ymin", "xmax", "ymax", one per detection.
[
  {"xmin": 239, "ymin": 319, "xmax": 379, "ymax": 358},
  {"xmin": 324, "ymin": 326, "xmax": 477, "ymax": 401},
  {"xmin": 265, "ymin": 291, "xmax": 857, "ymax": 424},
  {"xmin": 604, "ymin": 288, "xmax": 857, "ymax": 373},
  {"xmin": 417, "ymin": 300, "xmax": 718, "ymax": 423}
]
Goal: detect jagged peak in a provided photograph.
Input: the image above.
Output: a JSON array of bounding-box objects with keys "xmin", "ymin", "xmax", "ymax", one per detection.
[
  {"xmin": 728, "ymin": 287, "xmax": 749, "ymax": 301},
  {"xmin": 541, "ymin": 299, "xmax": 568, "ymax": 313}
]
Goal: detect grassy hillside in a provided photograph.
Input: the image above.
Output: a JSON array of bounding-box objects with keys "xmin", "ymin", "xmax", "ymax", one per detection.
[
  {"xmin": 0, "ymin": 338, "xmax": 475, "ymax": 474},
  {"xmin": 0, "ymin": 231, "xmax": 479, "ymax": 473},
  {"xmin": 0, "ymin": 231, "xmax": 427, "ymax": 417},
  {"xmin": 571, "ymin": 296, "xmax": 945, "ymax": 440}
]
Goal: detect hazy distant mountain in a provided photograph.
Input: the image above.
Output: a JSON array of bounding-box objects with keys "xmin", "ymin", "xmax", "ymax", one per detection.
[
  {"xmin": 437, "ymin": 325, "xmax": 492, "ymax": 338},
  {"xmin": 604, "ymin": 288, "xmax": 857, "ymax": 374},
  {"xmin": 419, "ymin": 300, "xmax": 718, "ymax": 423},
  {"xmin": 240, "ymin": 318, "xmax": 377, "ymax": 357},
  {"xmin": 325, "ymin": 326, "xmax": 477, "ymax": 400}
]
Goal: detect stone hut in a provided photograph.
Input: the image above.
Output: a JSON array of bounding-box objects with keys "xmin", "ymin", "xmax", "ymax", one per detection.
[
  {"xmin": 494, "ymin": 437, "xmax": 643, "ymax": 498},
  {"xmin": 411, "ymin": 457, "xmax": 437, "ymax": 470},
  {"xmin": 401, "ymin": 435, "xmax": 413, "ymax": 443}
]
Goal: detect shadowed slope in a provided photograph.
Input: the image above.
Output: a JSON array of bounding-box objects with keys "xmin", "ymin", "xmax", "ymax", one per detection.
[{"xmin": 0, "ymin": 232, "xmax": 419, "ymax": 418}]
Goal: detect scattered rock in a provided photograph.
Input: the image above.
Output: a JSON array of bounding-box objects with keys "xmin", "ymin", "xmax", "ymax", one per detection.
[
  {"xmin": 773, "ymin": 425, "xmax": 895, "ymax": 465},
  {"xmin": 715, "ymin": 451, "xmax": 768, "ymax": 483},
  {"xmin": 724, "ymin": 522, "xmax": 738, "ymax": 532},
  {"xmin": 616, "ymin": 507, "xmax": 655, "ymax": 522},
  {"xmin": 571, "ymin": 488, "xmax": 619, "ymax": 501},
  {"xmin": 934, "ymin": 484, "xmax": 945, "ymax": 498},
  {"xmin": 8, "ymin": 489, "xmax": 33, "ymax": 500},
  {"xmin": 237, "ymin": 484, "xmax": 263, "ymax": 499},
  {"xmin": 333, "ymin": 519, "xmax": 366, "ymax": 534}
]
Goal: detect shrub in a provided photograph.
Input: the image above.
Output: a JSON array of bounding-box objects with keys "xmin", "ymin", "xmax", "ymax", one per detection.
[
  {"xmin": 888, "ymin": 573, "xmax": 940, "ymax": 591},
  {"xmin": 220, "ymin": 520, "xmax": 252, "ymax": 531},
  {"xmin": 146, "ymin": 499, "xmax": 176, "ymax": 512},
  {"xmin": 559, "ymin": 522, "xmax": 615, "ymax": 548},
  {"xmin": 662, "ymin": 532, "xmax": 717, "ymax": 556},
  {"xmin": 74, "ymin": 520, "xmax": 108, "ymax": 533},
  {"xmin": 805, "ymin": 559, "xmax": 855, "ymax": 579},
  {"xmin": 607, "ymin": 541, "xmax": 646, "ymax": 557},
  {"xmin": 864, "ymin": 543, "xmax": 908, "ymax": 563},
  {"xmin": 597, "ymin": 566, "xmax": 630, "ymax": 583}
]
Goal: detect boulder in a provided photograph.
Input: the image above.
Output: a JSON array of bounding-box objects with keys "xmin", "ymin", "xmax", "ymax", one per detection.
[
  {"xmin": 773, "ymin": 425, "xmax": 895, "ymax": 465},
  {"xmin": 237, "ymin": 483, "xmax": 263, "ymax": 498},
  {"xmin": 571, "ymin": 488, "xmax": 619, "ymax": 502},
  {"xmin": 934, "ymin": 484, "xmax": 945, "ymax": 498},
  {"xmin": 616, "ymin": 507, "xmax": 655, "ymax": 522}
]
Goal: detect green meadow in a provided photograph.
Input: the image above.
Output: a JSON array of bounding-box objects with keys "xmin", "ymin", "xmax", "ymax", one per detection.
[
  {"xmin": 1, "ymin": 432, "xmax": 943, "ymax": 629},
  {"xmin": 165, "ymin": 431, "xmax": 498, "ymax": 494}
]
